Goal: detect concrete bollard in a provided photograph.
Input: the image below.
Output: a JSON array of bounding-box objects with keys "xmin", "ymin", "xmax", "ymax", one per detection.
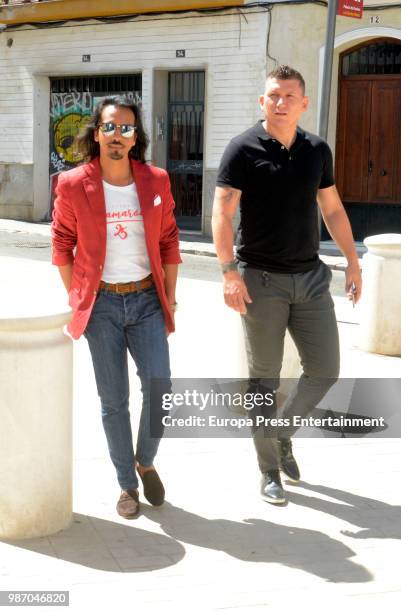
[
  {"xmin": 0, "ymin": 258, "xmax": 72, "ymax": 539},
  {"xmin": 359, "ymin": 234, "xmax": 401, "ymax": 356}
]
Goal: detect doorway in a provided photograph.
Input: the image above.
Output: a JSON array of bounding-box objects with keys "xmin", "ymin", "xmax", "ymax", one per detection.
[
  {"xmin": 167, "ymin": 71, "xmax": 205, "ymax": 232},
  {"xmin": 333, "ymin": 39, "xmax": 401, "ymax": 240}
]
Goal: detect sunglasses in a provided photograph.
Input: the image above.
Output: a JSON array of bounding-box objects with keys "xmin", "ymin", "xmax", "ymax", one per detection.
[{"xmin": 98, "ymin": 122, "xmax": 137, "ymax": 138}]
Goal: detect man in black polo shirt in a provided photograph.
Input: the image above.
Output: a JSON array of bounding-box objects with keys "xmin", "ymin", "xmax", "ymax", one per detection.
[{"xmin": 212, "ymin": 65, "xmax": 362, "ymax": 504}]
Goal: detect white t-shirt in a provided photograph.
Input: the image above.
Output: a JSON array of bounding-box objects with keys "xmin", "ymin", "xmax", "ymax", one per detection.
[{"xmin": 101, "ymin": 180, "xmax": 151, "ymax": 283}]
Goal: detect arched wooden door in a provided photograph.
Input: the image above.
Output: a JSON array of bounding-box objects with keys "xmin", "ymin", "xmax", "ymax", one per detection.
[{"xmin": 335, "ymin": 39, "xmax": 401, "ymax": 239}]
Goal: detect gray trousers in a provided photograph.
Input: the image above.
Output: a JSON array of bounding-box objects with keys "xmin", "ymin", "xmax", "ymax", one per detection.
[{"xmin": 239, "ymin": 261, "xmax": 340, "ymax": 473}]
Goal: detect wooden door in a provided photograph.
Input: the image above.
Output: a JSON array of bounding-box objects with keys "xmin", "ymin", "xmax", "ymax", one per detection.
[
  {"xmin": 336, "ymin": 80, "xmax": 371, "ymax": 202},
  {"xmin": 336, "ymin": 77, "xmax": 401, "ymax": 204},
  {"xmin": 369, "ymin": 80, "xmax": 401, "ymax": 203}
]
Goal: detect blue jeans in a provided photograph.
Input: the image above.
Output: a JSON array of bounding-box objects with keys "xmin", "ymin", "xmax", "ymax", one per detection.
[{"xmin": 84, "ymin": 285, "xmax": 171, "ymax": 491}]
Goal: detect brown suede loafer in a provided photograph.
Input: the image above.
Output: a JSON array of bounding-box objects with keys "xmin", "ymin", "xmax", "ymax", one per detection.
[
  {"xmin": 139, "ymin": 470, "xmax": 165, "ymax": 506},
  {"xmin": 116, "ymin": 489, "xmax": 140, "ymax": 519}
]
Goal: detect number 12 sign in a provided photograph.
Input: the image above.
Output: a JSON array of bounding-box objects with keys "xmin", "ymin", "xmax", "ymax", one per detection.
[{"xmin": 337, "ymin": 0, "xmax": 363, "ymax": 19}]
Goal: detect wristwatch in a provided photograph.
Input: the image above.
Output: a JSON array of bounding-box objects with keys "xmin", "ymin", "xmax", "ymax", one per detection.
[
  {"xmin": 170, "ymin": 302, "xmax": 178, "ymax": 312},
  {"xmin": 221, "ymin": 260, "xmax": 238, "ymax": 274}
]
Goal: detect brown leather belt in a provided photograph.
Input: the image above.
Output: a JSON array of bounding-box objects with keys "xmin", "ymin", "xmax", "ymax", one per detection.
[{"xmin": 99, "ymin": 274, "xmax": 153, "ymax": 294}]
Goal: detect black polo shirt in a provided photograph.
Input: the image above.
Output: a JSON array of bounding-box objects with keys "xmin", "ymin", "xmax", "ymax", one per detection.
[{"xmin": 216, "ymin": 120, "xmax": 335, "ymax": 273}]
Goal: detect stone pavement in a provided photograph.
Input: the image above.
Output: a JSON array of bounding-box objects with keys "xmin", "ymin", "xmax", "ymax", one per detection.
[{"xmin": 0, "ymin": 222, "xmax": 400, "ymax": 611}]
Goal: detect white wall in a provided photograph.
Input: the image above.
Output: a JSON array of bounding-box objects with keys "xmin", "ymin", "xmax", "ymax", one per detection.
[{"xmin": 0, "ymin": 8, "xmax": 267, "ymax": 219}]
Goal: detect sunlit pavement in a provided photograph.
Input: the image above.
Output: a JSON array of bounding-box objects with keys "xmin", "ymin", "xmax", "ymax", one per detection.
[{"xmin": 0, "ymin": 222, "xmax": 400, "ymax": 611}]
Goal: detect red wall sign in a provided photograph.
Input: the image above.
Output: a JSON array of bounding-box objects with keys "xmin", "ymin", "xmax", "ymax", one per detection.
[{"xmin": 337, "ymin": 0, "xmax": 363, "ymax": 19}]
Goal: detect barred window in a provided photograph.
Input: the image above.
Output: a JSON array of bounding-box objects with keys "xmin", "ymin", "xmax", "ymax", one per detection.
[
  {"xmin": 342, "ymin": 41, "xmax": 401, "ymax": 76},
  {"xmin": 50, "ymin": 74, "xmax": 141, "ymax": 94}
]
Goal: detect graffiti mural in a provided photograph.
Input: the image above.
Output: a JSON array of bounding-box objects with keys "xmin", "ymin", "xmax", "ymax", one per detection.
[
  {"xmin": 50, "ymin": 91, "xmax": 92, "ymax": 120},
  {"xmin": 48, "ymin": 91, "xmax": 93, "ymax": 217},
  {"xmin": 49, "ymin": 92, "xmax": 92, "ymax": 174},
  {"xmin": 53, "ymin": 112, "xmax": 90, "ymax": 164},
  {"xmin": 48, "ymin": 78, "xmax": 142, "ymax": 217}
]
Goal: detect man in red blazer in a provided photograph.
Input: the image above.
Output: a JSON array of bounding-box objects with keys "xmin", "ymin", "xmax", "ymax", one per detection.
[{"xmin": 52, "ymin": 96, "xmax": 181, "ymax": 519}]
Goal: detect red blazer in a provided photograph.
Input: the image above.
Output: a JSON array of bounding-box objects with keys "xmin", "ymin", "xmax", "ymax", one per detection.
[{"xmin": 51, "ymin": 157, "xmax": 181, "ymax": 340}]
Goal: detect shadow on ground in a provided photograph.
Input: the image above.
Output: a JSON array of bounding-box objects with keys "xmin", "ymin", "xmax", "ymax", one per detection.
[
  {"xmin": 2, "ymin": 496, "xmax": 376, "ymax": 581},
  {"xmin": 142, "ymin": 502, "xmax": 372, "ymax": 583},
  {"xmin": 287, "ymin": 481, "xmax": 401, "ymax": 540}
]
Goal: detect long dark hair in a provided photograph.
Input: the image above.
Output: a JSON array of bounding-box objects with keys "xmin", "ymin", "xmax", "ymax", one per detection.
[{"xmin": 75, "ymin": 95, "xmax": 149, "ymax": 163}]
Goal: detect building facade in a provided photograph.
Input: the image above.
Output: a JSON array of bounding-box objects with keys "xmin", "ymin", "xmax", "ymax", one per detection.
[{"xmin": 0, "ymin": 0, "xmax": 400, "ymax": 240}]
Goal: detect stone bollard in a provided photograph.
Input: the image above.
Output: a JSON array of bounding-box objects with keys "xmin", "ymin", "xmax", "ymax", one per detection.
[
  {"xmin": 359, "ymin": 234, "xmax": 401, "ymax": 356},
  {"xmin": 0, "ymin": 258, "xmax": 72, "ymax": 539}
]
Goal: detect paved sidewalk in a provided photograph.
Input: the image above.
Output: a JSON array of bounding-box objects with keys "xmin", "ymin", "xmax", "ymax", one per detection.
[
  {"xmin": 0, "ymin": 218, "xmax": 366, "ymax": 270},
  {"xmin": 0, "ymin": 239, "xmax": 400, "ymax": 610}
]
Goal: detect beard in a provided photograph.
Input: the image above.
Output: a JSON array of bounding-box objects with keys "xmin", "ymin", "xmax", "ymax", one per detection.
[{"xmin": 108, "ymin": 150, "xmax": 124, "ymax": 160}]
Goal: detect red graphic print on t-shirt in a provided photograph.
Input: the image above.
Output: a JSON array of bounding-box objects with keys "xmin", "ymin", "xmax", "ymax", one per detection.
[{"xmin": 114, "ymin": 224, "xmax": 128, "ymax": 240}]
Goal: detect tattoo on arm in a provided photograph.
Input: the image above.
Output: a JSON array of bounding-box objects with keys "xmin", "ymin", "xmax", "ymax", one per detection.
[
  {"xmin": 220, "ymin": 189, "xmax": 236, "ymax": 203},
  {"xmin": 217, "ymin": 188, "xmax": 241, "ymax": 205},
  {"xmin": 212, "ymin": 187, "xmax": 242, "ymax": 225}
]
